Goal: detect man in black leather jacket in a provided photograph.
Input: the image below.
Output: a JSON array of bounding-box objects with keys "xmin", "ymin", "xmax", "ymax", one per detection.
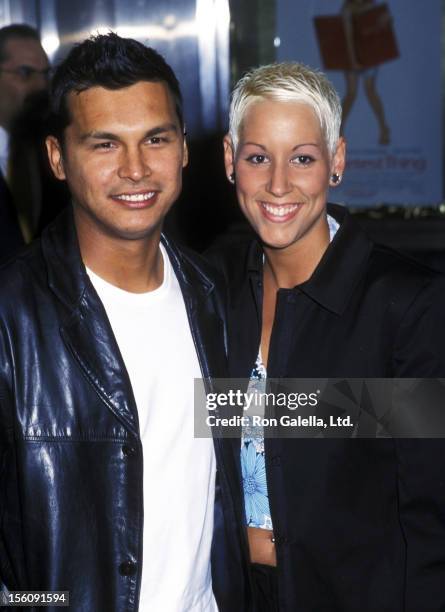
[{"xmin": 0, "ymin": 33, "xmax": 247, "ymax": 611}]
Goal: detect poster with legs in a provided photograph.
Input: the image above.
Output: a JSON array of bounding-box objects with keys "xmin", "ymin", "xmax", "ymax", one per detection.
[{"xmin": 277, "ymin": 0, "xmax": 442, "ymax": 206}]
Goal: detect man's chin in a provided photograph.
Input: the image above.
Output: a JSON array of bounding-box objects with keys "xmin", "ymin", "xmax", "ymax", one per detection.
[{"xmin": 107, "ymin": 222, "xmax": 164, "ymax": 243}]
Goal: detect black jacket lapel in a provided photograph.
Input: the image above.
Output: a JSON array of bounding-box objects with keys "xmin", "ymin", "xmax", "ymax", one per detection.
[
  {"xmin": 161, "ymin": 235, "xmax": 228, "ymax": 380},
  {"xmin": 42, "ymin": 209, "xmax": 139, "ymax": 435},
  {"xmin": 60, "ymin": 289, "xmax": 140, "ymax": 436}
]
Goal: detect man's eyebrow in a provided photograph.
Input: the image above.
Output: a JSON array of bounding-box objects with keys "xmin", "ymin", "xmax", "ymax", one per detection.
[
  {"xmin": 145, "ymin": 123, "xmax": 179, "ymax": 137},
  {"xmin": 80, "ymin": 123, "xmax": 179, "ymax": 142},
  {"xmin": 80, "ymin": 131, "xmax": 118, "ymax": 142}
]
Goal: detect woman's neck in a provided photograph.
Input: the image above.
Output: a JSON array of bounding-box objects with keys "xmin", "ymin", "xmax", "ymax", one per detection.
[{"xmin": 263, "ymin": 220, "xmax": 330, "ymax": 289}]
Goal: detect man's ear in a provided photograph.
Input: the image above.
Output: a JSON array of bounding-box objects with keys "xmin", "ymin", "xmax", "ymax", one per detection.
[
  {"xmin": 45, "ymin": 135, "xmax": 66, "ymax": 181},
  {"xmin": 223, "ymin": 134, "xmax": 235, "ymax": 181},
  {"xmin": 182, "ymin": 136, "xmax": 189, "ymax": 169}
]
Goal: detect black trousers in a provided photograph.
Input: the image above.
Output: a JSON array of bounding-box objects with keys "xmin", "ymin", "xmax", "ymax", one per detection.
[{"xmin": 251, "ymin": 563, "xmax": 279, "ymax": 612}]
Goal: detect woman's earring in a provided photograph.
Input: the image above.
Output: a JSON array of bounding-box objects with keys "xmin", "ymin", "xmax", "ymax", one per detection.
[
  {"xmin": 330, "ymin": 173, "xmax": 342, "ymax": 185},
  {"xmin": 228, "ymin": 172, "xmax": 235, "ymax": 184}
]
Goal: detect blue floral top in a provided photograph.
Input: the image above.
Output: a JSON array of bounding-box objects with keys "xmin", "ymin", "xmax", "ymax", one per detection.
[
  {"xmin": 240, "ymin": 353, "xmax": 273, "ymax": 530},
  {"xmin": 240, "ymin": 215, "xmax": 340, "ymax": 530}
]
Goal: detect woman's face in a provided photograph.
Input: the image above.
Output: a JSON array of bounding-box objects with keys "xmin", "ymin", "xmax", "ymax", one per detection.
[{"xmin": 224, "ymin": 99, "xmax": 345, "ymax": 252}]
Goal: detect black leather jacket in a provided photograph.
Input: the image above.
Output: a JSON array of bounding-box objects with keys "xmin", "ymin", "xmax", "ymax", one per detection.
[{"xmin": 0, "ymin": 209, "xmax": 246, "ymax": 611}]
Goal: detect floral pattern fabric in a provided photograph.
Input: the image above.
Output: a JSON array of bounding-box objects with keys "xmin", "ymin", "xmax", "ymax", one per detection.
[
  {"xmin": 241, "ymin": 353, "xmax": 273, "ymax": 530},
  {"xmin": 241, "ymin": 215, "xmax": 339, "ymax": 529}
]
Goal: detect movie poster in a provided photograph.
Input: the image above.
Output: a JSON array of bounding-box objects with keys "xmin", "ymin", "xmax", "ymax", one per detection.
[{"xmin": 276, "ymin": 0, "xmax": 442, "ymax": 206}]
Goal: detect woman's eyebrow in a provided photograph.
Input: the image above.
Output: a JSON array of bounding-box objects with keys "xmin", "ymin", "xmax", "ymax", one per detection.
[
  {"xmin": 241, "ymin": 141, "xmax": 267, "ymax": 150},
  {"xmin": 292, "ymin": 142, "xmax": 321, "ymax": 151}
]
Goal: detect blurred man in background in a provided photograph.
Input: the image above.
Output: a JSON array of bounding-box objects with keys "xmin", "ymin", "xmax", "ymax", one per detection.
[{"xmin": 0, "ymin": 24, "xmax": 50, "ymax": 260}]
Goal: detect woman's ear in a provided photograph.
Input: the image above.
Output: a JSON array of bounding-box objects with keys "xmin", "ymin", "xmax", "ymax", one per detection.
[
  {"xmin": 223, "ymin": 134, "xmax": 235, "ymax": 183},
  {"xmin": 331, "ymin": 136, "xmax": 346, "ymax": 179}
]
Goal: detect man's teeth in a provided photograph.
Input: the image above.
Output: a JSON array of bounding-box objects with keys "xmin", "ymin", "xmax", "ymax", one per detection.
[
  {"xmin": 261, "ymin": 203, "xmax": 299, "ymax": 216},
  {"xmin": 115, "ymin": 192, "xmax": 155, "ymax": 202}
]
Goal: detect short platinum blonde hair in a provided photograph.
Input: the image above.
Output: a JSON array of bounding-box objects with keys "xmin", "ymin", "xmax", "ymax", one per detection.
[{"xmin": 229, "ymin": 62, "xmax": 342, "ymax": 156}]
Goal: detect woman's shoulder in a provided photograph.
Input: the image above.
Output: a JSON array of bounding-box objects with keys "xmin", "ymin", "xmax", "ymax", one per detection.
[
  {"xmin": 366, "ymin": 239, "xmax": 441, "ymax": 289},
  {"xmin": 330, "ymin": 203, "xmax": 441, "ymax": 291}
]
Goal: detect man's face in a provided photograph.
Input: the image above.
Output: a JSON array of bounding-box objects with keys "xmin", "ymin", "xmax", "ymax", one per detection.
[
  {"xmin": 46, "ymin": 81, "xmax": 188, "ymax": 244},
  {"xmin": 0, "ymin": 37, "xmax": 50, "ymax": 129}
]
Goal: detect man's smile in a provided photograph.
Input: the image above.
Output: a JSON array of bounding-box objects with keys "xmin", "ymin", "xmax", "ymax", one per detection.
[{"xmin": 111, "ymin": 190, "xmax": 158, "ymax": 206}]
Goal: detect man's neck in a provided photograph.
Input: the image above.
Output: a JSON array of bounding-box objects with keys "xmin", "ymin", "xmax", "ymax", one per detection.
[{"xmin": 77, "ymin": 220, "xmax": 165, "ymax": 294}]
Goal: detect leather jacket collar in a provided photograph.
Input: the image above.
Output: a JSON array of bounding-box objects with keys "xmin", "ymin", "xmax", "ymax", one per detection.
[
  {"xmin": 42, "ymin": 207, "xmax": 216, "ymax": 312},
  {"xmin": 38, "ymin": 207, "xmax": 224, "ymax": 435}
]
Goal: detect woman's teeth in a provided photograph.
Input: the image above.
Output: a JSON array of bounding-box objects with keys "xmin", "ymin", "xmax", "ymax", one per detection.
[{"xmin": 261, "ymin": 202, "xmax": 300, "ymax": 216}]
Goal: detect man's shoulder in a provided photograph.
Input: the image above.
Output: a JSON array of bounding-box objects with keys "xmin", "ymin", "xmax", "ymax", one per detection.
[
  {"xmin": 162, "ymin": 234, "xmax": 229, "ymax": 294},
  {"xmin": 176, "ymin": 242, "xmax": 223, "ymax": 278}
]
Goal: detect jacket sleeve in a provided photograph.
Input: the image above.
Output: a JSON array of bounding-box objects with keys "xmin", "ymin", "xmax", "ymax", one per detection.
[
  {"xmin": 0, "ymin": 325, "xmax": 15, "ymax": 593},
  {"xmin": 392, "ymin": 274, "xmax": 445, "ymax": 611}
]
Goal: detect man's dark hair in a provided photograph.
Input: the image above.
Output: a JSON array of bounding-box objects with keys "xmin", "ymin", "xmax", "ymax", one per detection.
[
  {"xmin": 50, "ymin": 32, "xmax": 184, "ymax": 141},
  {"xmin": 0, "ymin": 23, "xmax": 41, "ymax": 63}
]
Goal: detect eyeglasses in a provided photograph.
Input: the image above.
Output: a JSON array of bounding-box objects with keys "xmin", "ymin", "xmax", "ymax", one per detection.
[{"xmin": 0, "ymin": 66, "xmax": 52, "ymax": 81}]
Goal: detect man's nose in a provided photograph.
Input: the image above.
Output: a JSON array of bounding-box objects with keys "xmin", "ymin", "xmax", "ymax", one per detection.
[{"xmin": 118, "ymin": 148, "xmax": 151, "ymax": 182}]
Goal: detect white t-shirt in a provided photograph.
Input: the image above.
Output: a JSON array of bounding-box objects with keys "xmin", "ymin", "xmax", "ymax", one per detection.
[{"xmin": 87, "ymin": 243, "xmax": 217, "ymax": 611}]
